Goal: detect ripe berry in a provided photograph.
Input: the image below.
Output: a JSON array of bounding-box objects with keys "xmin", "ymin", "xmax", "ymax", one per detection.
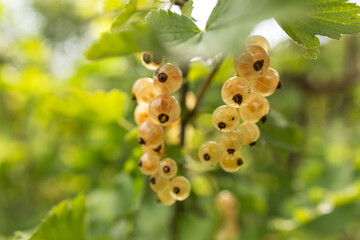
[
  {"xmin": 141, "ymin": 51, "xmax": 165, "ymax": 70},
  {"xmin": 250, "ymin": 67, "xmax": 280, "ymax": 97},
  {"xmin": 141, "ymin": 142, "xmax": 165, "ymax": 158},
  {"xmin": 170, "ymin": 176, "xmax": 191, "ymax": 201},
  {"xmin": 153, "ymin": 63, "xmax": 183, "ymax": 94},
  {"xmin": 134, "ymin": 103, "xmax": 150, "ymax": 125},
  {"xmin": 138, "ymin": 120, "xmax": 164, "ymax": 148},
  {"xmin": 234, "ymin": 44, "xmax": 270, "ymax": 80},
  {"xmin": 198, "ymin": 141, "xmax": 223, "ymax": 165},
  {"xmin": 159, "ymin": 158, "xmax": 178, "ymax": 179},
  {"xmin": 237, "ymin": 122, "xmax": 260, "ymax": 145},
  {"xmin": 216, "ymin": 190, "xmax": 238, "ymax": 214},
  {"xmin": 219, "ymin": 131, "xmax": 243, "ymax": 154},
  {"xmin": 157, "ymin": 187, "xmax": 176, "ymax": 206},
  {"xmin": 149, "ymin": 173, "xmax": 170, "ymax": 192},
  {"xmin": 132, "ymin": 78, "xmax": 157, "ymax": 104},
  {"xmin": 220, "ymin": 152, "xmax": 243, "ymax": 172},
  {"xmin": 212, "ymin": 105, "xmax": 240, "ymax": 132},
  {"xmin": 221, "ymin": 76, "xmax": 250, "ymax": 108},
  {"xmin": 148, "ymin": 94, "xmax": 181, "ymax": 127},
  {"xmin": 138, "ymin": 152, "xmax": 160, "ymax": 175},
  {"xmin": 239, "ymin": 95, "xmax": 269, "ymax": 123},
  {"xmin": 246, "ymin": 35, "xmax": 270, "ymax": 53}
]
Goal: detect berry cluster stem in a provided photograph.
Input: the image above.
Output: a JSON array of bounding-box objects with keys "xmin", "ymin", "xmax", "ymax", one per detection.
[{"xmin": 187, "ymin": 57, "xmax": 225, "ymax": 120}]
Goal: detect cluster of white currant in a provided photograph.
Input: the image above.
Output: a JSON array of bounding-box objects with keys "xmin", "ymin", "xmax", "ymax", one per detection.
[
  {"xmin": 216, "ymin": 190, "xmax": 239, "ymax": 240},
  {"xmin": 132, "ymin": 52, "xmax": 191, "ymax": 205},
  {"xmin": 198, "ymin": 36, "xmax": 281, "ymax": 172}
]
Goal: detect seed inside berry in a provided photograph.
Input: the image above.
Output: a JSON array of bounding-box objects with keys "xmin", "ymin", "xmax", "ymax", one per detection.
[
  {"xmin": 218, "ymin": 122, "xmax": 226, "ymax": 130},
  {"xmin": 150, "ymin": 177, "xmax": 156, "ymax": 184},
  {"xmin": 158, "ymin": 73, "xmax": 168, "ymax": 83},
  {"xmin": 253, "ymin": 60, "xmax": 264, "ymax": 71},
  {"xmin": 153, "ymin": 54, "xmax": 162, "ymax": 64},
  {"xmin": 260, "ymin": 115, "xmax": 267, "ymax": 124},
  {"xmin": 232, "ymin": 94, "xmax": 243, "ymax": 105},
  {"xmin": 203, "ymin": 153, "xmax": 210, "ymax": 161},
  {"xmin": 153, "ymin": 144, "xmax": 162, "ymax": 153},
  {"xmin": 173, "ymin": 187, "xmax": 180, "ymax": 194},
  {"xmin": 237, "ymin": 158, "xmax": 243, "ymax": 166},
  {"xmin": 163, "ymin": 166, "xmax": 170, "ymax": 173},
  {"xmin": 158, "ymin": 113, "xmax": 169, "ymax": 123},
  {"xmin": 143, "ymin": 54, "xmax": 151, "ymax": 64},
  {"xmin": 249, "ymin": 142, "xmax": 256, "ymax": 146},
  {"xmin": 138, "ymin": 137, "xmax": 146, "ymax": 145},
  {"xmin": 138, "ymin": 160, "xmax": 142, "ymax": 167},
  {"xmin": 227, "ymin": 149, "xmax": 235, "ymax": 154}
]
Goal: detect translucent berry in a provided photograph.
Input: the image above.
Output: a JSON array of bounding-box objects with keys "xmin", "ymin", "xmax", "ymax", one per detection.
[
  {"xmin": 153, "ymin": 63, "xmax": 183, "ymax": 94},
  {"xmin": 148, "ymin": 94, "xmax": 181, "ymax": 127},
  {"xmin": 221, "ymin": 76, "xmax": 250, "ymax": 108},
  {"xmin": 251, "ymin": 67, "xmax": 280, "ymax": 97},
  {"xmin": 198, "ymin": 141, "xmax": 223, "ymax": 165},
  {"xmin": 134, "ymin": 103, "xmax": 150, "ymax": 125},
  {"xmin": 159, "ymin": 158, "xmax": 178, "ymax": 179},
  {"xmin": 220, "ymin": 151, "xmax": 243, "ymax": 172},
  {"xmin": 237, "ymin": 122, "xmax": 260, "ymax": 145},
  {"xmin": 170, "ymin": 176, "xmax": 191, "ymax": 201},
  {"xmin": 132, "ymin": 78, "xmax": 157, "ymax": 104},
  {"xmin": 246, "ymin": 35, "xmax": 270, "ymax": 52},
  {"xmin": 216, "ymin": 190, "xmax": 239, "ymax": 214},
  {"xmin": 138, "ymin": 152, "xmax": 160, "ymax": 175},
  {"xmin": 219, "ymin": 131, "xmax": 243, "ymax": 154},
  {"xmin": 141, "ymin": 142, "xmax": 165, "ymax": 158},
  {"xmin": 212, "ymin": 105, "xmax": 240, "ymax": 132},
  {"xmin": 239, "ymin": 95, "xmax": 269, "ymax": 123},
  {"xmin": 141, "ymin": 51, "xmax": 165, "ymax": 70},
  {"xmin": 149, "ymin": 173, "xmax": 170, "ymax": 192},
  {"xmin": 234, "ymin": 44, "xmax": 270, "ymax": 80},
  {"xmin": 157, "ymin": 187, "xmax": 176, "ymax": 206},
  {"xmin": 138, "ymin": 120, "xmax": 164, "ymax": 148}
]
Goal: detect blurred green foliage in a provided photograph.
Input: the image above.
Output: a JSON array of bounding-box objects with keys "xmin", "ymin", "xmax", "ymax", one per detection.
[{"xmin": 0, "ymin": 0, "xmax": 359, "ymax": 240}]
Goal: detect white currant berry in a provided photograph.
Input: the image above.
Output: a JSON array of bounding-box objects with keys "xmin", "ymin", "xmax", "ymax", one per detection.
[
  {"xmin": 132, "ymin": 78, "xmax": 157, "ymax": 104},
  {"xmin": 153, "ymin": 63, "xmax": 183, "ymax": 94},
  {"xmin": 212, "ymin": 105, "xmax": 240, "ymax": 132},
  {"xmin": 148, "ymin": 94, "xmax": 181, "ymax": 127}
]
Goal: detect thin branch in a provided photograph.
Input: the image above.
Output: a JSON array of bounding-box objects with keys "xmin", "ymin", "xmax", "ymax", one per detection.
[{"xmin": 187, "ymin": 57, "xmax": 225, "ymax": 119}]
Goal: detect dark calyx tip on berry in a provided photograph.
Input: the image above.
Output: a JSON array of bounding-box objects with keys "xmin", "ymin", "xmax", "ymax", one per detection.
[
  {"xmin": 173, "ymin": 187, "xmax": 180, "ymax": 194},
  {"xmin": 203, "ymin": 153, "xmax": 210, "ymax": 161},
  {"xmin": 249, "ymin": 141, "xmax": 256, "ymax": 146},
  {"xmin": 153, "ymin": 144, "xmax": 162, "ymax": 153},
  {"xmin": 163, "ymin": 166, "xmax": 170, "ymax": 173},
  {"xmin": 150, "ymin": 177, "xmax": 156, "ymax": 184},
  {"xmin": 260, "ymin": 115, "xmax": 267, "ymax": 124},
  {"xmin": 143, "ymin": 53, "xmax": 151, "ymax": 64},
  {"xmin": 277, "ymin": 81, "xmax": 282, "ymax": 90},
  {"xmin": 227, "ymin": 149, "xmax": 235, "ymax": 155},
  {"xmin": 131, "ymin": 94, "xmax": 136, "ymax": 101},
  {"xmin": 156, "ymin": 198, "xmax": 161, "ymax": 203},
  {"xmin": 138, "ymin": 160, "xmax": 142, "ymax": 167},
  {"xmin": 232, "ymin": 94, "xmax": 243, "ymax": 105},
  {"xmin": 158, "ymin": 113, "xmax": 169, "ymax": 123},
  {"xmin": 153, "ymin": 54, "xmax": 163, "ymax": 64},
  {"xmin": 237, "ymin": 158, "xmax": 243, "ymax": 166},
  {"xmin": 218, "ymin": 122, "xmax": 226, "ymax": 130},
  {"xmin": 138, "ymin": 137, "xmax": 145, "ymax": 145},
  {"xmin": 253, "ymin": 59, "xmax": 264, "ymax": 71},
  {"xmin": 158, "ymin": 72, "xmax": 168, "ymax": 83}
]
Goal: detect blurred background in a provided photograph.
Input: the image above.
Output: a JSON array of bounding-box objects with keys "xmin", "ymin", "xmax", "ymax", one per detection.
[{"xmin": 0, "ymin": 0, "xmax": 359, "ymax": 240}]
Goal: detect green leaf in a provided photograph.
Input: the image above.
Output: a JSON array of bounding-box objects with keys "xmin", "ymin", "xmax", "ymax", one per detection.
[
  {"xmin": 277, "ymin": 0, "xmax": 360, "ymax": 59},
  {"xmin": 29, "ymin": 195, "xmax": 86, "ymax": 240},
  {"xmin": 145, "ymin": 9, "xmax": 201, "ymax": 44},
  {"xmin": 181, "ymin": 0, "xmax": 194, "ymax": 18},
  {"xmin": 85, "ymin": 24, "xmax": 162, "ymax": 60}
]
